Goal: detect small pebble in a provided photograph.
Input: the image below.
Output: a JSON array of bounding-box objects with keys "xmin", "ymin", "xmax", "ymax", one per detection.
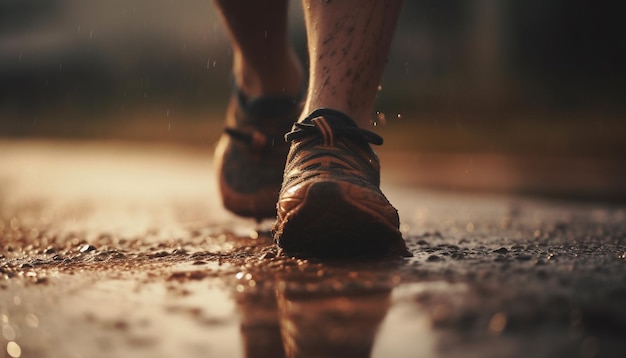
[
  {"xmin": 493, "ymin": 247, "xmax": 508, "ymax": 254},
  {"xmin": 79, "ymin": 244, "xmax": 96, "ymax": 253}
]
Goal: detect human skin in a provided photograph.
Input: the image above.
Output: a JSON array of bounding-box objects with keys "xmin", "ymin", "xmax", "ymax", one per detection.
[{"xmin": 214, "ymin": 0, "xmax": 403, "ymax": 127}]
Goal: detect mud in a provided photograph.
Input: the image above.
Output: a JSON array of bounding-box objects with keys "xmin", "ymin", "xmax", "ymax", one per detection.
[{"xmin": 1, "ymin": 140, "xmax": 625, "ymax": 358}]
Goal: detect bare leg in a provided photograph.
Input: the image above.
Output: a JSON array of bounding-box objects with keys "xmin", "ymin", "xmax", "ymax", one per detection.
[
  {"xmin": 214, "ymin": 0, "xmax": 304, "ymax": 98},
  {"xmin": 301, "ymin": 0, "xmax": 403, "ymax": 126}
]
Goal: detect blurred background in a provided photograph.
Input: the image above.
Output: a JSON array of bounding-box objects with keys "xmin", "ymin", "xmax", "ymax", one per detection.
[{"xmin": 1, "ymin": 0, "xmax": 625, "ymax": 199}]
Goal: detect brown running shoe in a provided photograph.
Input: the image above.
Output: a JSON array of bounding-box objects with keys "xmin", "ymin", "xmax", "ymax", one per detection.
[
  {"xmin": 214, "ymin": 89, "xmax": 303, "ymax": 220},
  {"xmin": 273, "ymin": 108, "xmax": 411, "ymax": 258}
]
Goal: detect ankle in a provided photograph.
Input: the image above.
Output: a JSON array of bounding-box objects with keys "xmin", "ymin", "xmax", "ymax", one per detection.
[
  {"xmin": 233, "ymin": 51, "xmax": 304, "ymax": 99},
  {"xmin": 299, "ymin": 105, "xmax": 375, "ymax": 129}
]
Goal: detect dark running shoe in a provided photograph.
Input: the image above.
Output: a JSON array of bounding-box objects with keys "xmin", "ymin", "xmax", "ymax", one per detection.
[
  {"xmin": 273, "ymin": 108, "xmax": 411, "ymax": 258},
  {"xmin": 215, "ymin": 89, "xmax": 303, "ymax": 220}
]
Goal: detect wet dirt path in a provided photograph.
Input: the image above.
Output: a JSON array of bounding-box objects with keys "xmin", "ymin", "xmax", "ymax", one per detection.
[{"xmin": 1, "ymin": 140, "xmax": 625, "ymax": 358}]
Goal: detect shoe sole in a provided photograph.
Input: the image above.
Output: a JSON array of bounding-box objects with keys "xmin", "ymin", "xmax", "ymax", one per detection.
[{"xmin": 274, "ymin": 181, "xmax": 411, "ymax": 258}]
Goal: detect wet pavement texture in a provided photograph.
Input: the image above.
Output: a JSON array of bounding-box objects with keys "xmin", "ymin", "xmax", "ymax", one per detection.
[{"xmin": 1, "ymin": 140, "xmax": 625, "ymax": 358}]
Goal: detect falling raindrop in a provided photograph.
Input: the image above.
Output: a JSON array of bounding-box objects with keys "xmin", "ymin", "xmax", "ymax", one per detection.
[
  {"xmin": 89, "ymin": 29, "xmax": 93, "ymax": 39},
  {"xmin": 77, "ymin": 25, "xmax": 81, "ymax": 33}
]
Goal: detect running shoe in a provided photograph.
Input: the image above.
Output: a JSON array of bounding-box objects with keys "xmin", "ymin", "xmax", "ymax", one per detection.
[
  {"xmin": 273, "ymin": 108, "xmax": 410, "ymax": 257},
  {"xmin": 215, "ymin": 88, "xmax": 303, "ymax": 220}
]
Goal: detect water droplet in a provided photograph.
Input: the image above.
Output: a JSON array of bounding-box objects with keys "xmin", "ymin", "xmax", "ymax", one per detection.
[
  {"xmin": 10, "ymin": 218, "xmax": 19, "ymax": 230},
  {"xmin": 7, "ymin": 341, "xmax": 21, "ymax": 358},
  {"xmin": 466, "ymin": 223, "xmax": 475, "ymax": 232},
  {"xmin": 377, "ymin": 85, "xmax": 383, "ymax": 91},
  {"xmin": 488, "ymin": 312, "xmax": 507, "ymax": 334},
  {"xmin": 2, "ymin": 325, "xmax": 16, "ymax": 340},
  {"xmin": 236, "ymin": 284, "xmax": 244, "ymax": 293},
  {"xmin": 25, "ymin": 314, "xmax": 39, "ymax": 328},
  {"xmin": 397, "ymin": 113, "xmax": 402, "ymax": 119},
  {"xmin": 377, "ymin": 112, "xmax": 387, "ymax": 124},
  {"xmin": 235, "ymin": 272, "xmax": 244, "ymax": 280}
]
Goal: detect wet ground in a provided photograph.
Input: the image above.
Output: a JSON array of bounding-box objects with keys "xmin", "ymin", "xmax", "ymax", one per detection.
[{"xmin": 1, "ymin": 140, "xmax": 625, "ymax": 358}]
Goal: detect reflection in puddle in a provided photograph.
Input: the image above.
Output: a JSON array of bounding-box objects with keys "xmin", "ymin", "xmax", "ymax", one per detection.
[
  {"xmin": 235, "ymin": 278, "xmax": 466, "ymax": 358},
  {"xmin": 277, "ymin": 288, "xmax": 391, "ymax": 357}
]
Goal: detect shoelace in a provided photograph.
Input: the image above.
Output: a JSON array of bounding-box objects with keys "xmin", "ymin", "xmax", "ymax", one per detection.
[{"xmin": 285, "ymin": 108, "xmax": 383, "ymax": 146}]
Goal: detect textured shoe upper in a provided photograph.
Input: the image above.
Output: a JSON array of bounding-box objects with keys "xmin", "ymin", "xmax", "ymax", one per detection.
[
  {"xmin": 280, "ymin": 108, "xmax": 384, "ymax": 194},
  {"xmin": 274, "ymin": 108, "xmax": 406, "ymax": 257},
  {"xmin": 215, "ymin": 86, "xmax": 304, "ymax": 219}
]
